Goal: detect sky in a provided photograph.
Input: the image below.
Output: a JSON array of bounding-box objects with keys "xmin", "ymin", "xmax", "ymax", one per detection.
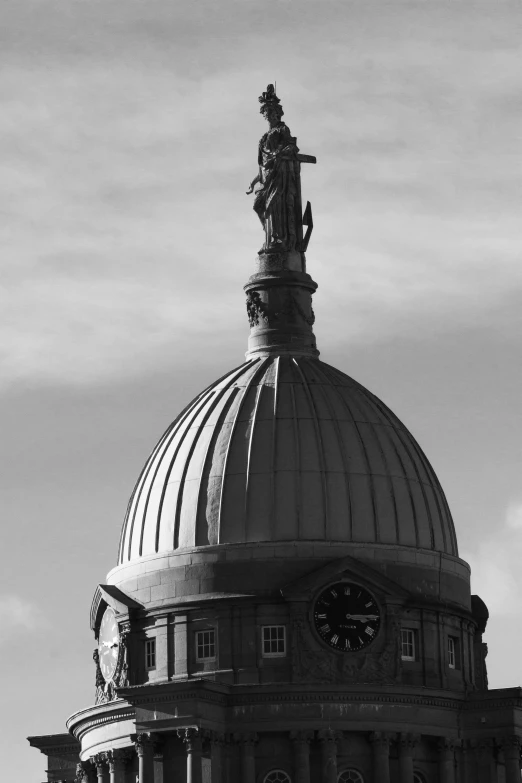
[{"xmin": 2, "ymin": 0, "xmax": 522, "ymax": 779}]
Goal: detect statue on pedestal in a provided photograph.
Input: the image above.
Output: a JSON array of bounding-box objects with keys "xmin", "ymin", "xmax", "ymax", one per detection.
[{"xmin": 247, "ymin": 85, "xmax": 315, "ymax": 256}]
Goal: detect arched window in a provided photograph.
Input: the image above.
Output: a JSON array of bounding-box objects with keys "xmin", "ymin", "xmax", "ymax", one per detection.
[
  {"xmin": 413, "ymin": 774, "xmax": 426, "ymax": 783},
  {"xmin": 338, "ymin": 771, "xmax": 364, "ymax": 783},
  {"xmin": 263, "ymin": 771, "xmax": 292, "ymax": 783}
]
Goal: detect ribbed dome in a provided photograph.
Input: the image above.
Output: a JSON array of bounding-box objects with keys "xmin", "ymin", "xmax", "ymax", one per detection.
[{"xmin": 118, "ymin": 356, "xmax": 457, "ymax": 564}]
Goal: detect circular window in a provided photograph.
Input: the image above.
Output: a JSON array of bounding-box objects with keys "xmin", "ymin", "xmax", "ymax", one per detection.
[
  {"xmin": 263, "ymin": 771, "xmax": 291, "ymax": 783},
  {"xmin": 413, "ymin": 775, "xmax": 426, "ymax": 783},
  {"xmin": 338, "ymin": 771, "xmax": 364, "ymax": 783}
]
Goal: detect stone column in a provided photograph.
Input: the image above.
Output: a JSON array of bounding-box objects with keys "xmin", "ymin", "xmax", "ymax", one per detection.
[
  {"xmin": 369, "ymin": 732, "xmax": 392, "ymax": 783},
  {"xmin": 236, "ymin": 733, "xmax": 257, "ymax": 783},
  {"xmin": 133, "ymin": 733, "xmax": 154, "ymax": 783},
  {"xmin": 179, "ymin": 728, "xmax": 203, "ymax": 783},
  {"xmin": 398, "ymin": 733, "xmax": 418, "ymax": 783},
  {"xmin": 92, "ymin": 754, "xmax": 108, "ymax": 783},
  {"xmin": 210, "ymin": 732, "xmax": 225, "ymax": 783},
  {"xmin": 437, "ymin": 738, "xmax": 456, "ymax": 783},
  {"xmin": 153, "ymin": 740, "xmax": 164, "ymax": 783},
  {"xmin": 502, "ymin": 736, "xmax": 521, "ymax": 783},
  {"xmin": 104, "ymin": 750, "xmax": 132, "ymax": 783},
  {"xmin": 291, "ymin": 731, "xmax": 313, "ymax": 783},
  {"xmin": 318, "ymin": 729, "xmax": 339, "ymax": 783}
]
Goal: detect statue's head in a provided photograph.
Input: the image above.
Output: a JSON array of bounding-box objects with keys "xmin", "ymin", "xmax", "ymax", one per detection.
[{"xmin": 259, "ymin": 84, "xmax": 284, "ymax": 124}]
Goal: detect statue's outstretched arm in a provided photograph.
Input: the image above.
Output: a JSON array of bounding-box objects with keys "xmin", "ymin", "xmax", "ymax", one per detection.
[{"xmin": 246, "ymin": 172, "xmax": 261, "ymax": 195}]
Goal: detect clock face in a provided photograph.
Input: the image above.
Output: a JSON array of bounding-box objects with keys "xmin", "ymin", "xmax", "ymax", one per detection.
[
  {"xmin": 313, "ymin": 582, "xmax": 381, "ymax": 652},
  {"xmin": 98, "ymin": 607, "xmax": 119, "ymax": 682}
]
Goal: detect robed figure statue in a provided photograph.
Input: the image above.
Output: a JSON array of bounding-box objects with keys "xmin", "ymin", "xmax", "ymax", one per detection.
[{"xmin": 247, "ymin": 85, "xmax": 305, "ymax": 255}]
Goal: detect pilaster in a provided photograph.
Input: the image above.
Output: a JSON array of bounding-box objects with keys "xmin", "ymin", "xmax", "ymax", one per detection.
[
  {"xmin": 369, "ymin": 732, "xmax": 393, "ymax": 783},
  {"xmin": 318, "ymin": 729, "xmax": 340, "ymax": 783},
  {"xmin": 398, "ymin": 733, "xmax": 419, "ymax": 783},
  {"xmin": 501, "ymin": 736, "xmax": 521, "ymax": 783},
  {"xmin": 437, "ymin": 737, "xmax": 456, "ymax": 783},
  {"xmin": 291, "ymin": 730, "xmax": 313, "ymax": 783}
]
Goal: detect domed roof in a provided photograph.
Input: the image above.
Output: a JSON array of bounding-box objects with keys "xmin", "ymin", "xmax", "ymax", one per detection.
[{"xmin": 118, "ymin": 356, "xmax": 457, "ymax": 564}]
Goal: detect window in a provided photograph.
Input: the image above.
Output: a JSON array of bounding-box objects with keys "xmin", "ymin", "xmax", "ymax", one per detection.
[
  {"xmin": 263, "ymin": 772, "xmax": 291, "ymax": 783},
  {"xmin": 262, "ymin": 625, "xmax": 286, "ymax": 657},
  {"xmin": 338, "ymin": 771, "xmax": 364, "ymax": 783},
  {"xmin": 448, "ymin": 636, "xmax": 460, "ymax": 669},
  {"xmin": 196, "ymin": 629, "xmax": 216, "ymax": 661},
  {"xmin": 401, "ymin": 628, "xmax": 416, "ymax": 661},
  {"xmin": 145, "ymin": 638, "xmax": 156, "ymax": 670},
  {"xmin": 413, "ymin": 774, "xmax": 426, "ymax": 783}
]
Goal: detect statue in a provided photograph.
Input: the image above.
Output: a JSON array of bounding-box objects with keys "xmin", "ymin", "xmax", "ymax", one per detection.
[{"xmin": 247, "ymin": 85, "xmax": 315, "ymax": 257}]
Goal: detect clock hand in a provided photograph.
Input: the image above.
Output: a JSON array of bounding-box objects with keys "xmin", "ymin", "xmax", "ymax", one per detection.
[{"xmin": 345, "ymin": 614, "xmax": 379, "ymax": 622}]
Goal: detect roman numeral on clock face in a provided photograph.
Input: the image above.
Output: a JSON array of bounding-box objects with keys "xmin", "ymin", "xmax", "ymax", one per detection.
[
  {"xmin": 331, "ymin": 634, "xmax": 339, "ymax": 645},
  {"xmin": 320, "ymin": 624, "xmax": 331, "ymax": 633}
]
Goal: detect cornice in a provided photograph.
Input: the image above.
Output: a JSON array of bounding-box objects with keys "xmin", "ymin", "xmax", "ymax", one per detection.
[
  {"xmin": 67, "ymin": 700, "xmax": 136, "ymax": 742},
  {"xmin": 118, "ymin": 679, "xmax": 465, "ymax": 712}
]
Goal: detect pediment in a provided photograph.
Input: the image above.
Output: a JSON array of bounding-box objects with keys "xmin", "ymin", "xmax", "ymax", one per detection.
[
  {"xmin": 90, "ymin": 584, "xmax": 143, "ymax": 632},
  {"xmin": 280, "ymin": 553, "xmax": 410, "ymax": 603}
]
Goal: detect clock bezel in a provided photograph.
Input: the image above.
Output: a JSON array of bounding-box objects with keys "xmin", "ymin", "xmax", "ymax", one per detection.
[
  {"xmin": 309, "ymin": 580, "xmax": 383, "ymax": 654},
  {"xmin": 97, "ymin": 605, "xmax": 120, "ymax": 683}
]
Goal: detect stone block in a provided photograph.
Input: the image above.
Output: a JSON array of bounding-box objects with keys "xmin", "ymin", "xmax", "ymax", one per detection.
[
  {"xmin": 175, "ymin": 579, "xmax": 201, "ymax": 597},
  {"xmin": 150, "ymin": 583, "xmax": 176, "ymax": 602},
  {"xmin": 132, "ymin": 587, "xmax": 151, "ymax": 603},
  {"xmin": 168, "ymin": 554, "xmax": 193, "ymax": 568},
  {"xmin": 159, "ymin": 566, "xmax": 187, "ymax": 584}
]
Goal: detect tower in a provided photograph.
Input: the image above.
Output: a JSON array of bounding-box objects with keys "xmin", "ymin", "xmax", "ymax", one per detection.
[{"xmin": 28, "ymin": 86, "xmax": 522, "ymax": 783}]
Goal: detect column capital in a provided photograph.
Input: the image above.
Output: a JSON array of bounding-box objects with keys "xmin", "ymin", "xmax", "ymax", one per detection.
[
  {"xmin": 437, "ymin": 737, "xmax": 457, "ymax": 753},
  {"xmin": 233, "ymin": 731, "xmax": 258, "ymax": 747},
  {"xmin": 178, "ymin": 727, "xmax": 203, "ymax": 752},
  {"xmin": 76, "ymin": 761, "xmax": 94, "ymax": 783},
  {"xmin": 369, "ymin": 731, "xmax": 395, "ymax": 748},
  {"xmin": 398, "ymin": 732, "xmax": 420, "ymax": 750},
  {"xmin": 290, "ymin": 730, "xmax": 314, "ymax": 744},
  {"xmin": 131, "ymin": 732, "xmax": 155, "ymax": 757},
  {"xmin": 103, "ymin": 749, "xmax": 133, "ymax": 773},
  {"xmin": 91, "ymin": 754, "xmax": 107, "ymax": 774},
  {"xmin": 318, "ymin": 729, "xmax": 342, "ymax": 744},
  {"xmin": 500, "ymin": 735, "xmax": 522, "ymax": 751}
]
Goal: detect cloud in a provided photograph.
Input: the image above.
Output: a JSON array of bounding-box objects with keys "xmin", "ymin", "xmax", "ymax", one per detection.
[
  {"xmin": 0, "ymin": 595, "xmax": 46, "ymax": 638},
  {"xmin": 464, "ymin": 502, "xmax": 522, "ymax": 617},
  {"xmin": 1, "ymin": 1, "xmax": 522, "ymax": 389}
]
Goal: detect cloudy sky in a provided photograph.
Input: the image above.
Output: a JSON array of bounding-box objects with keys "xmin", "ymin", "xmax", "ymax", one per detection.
[{"xmin": 2, "ymin": 1, "xmax": 522, "ymax": 778}]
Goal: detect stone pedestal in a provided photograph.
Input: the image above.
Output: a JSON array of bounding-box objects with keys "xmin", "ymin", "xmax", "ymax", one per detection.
[{"xmin": 369, "ymin": 732, "xmax": 391, "ymax": 783}]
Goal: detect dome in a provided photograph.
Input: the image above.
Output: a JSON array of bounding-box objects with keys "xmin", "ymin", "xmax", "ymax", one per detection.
[{"xmin": 118, "ymin": 355, "xmax": 457, "ymax": 564}]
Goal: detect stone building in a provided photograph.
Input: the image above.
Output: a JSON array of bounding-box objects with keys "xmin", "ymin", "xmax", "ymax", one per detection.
[{"xmin": 29, "ymin": 87, "xmax": 522, "ymax": 783}]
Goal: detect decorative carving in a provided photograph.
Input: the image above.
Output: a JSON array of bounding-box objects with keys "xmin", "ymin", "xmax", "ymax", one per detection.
[
  {"xmin": 75, "ymin": 762, "xmax": 94, "ymax": 783},
  {"xmin": 369, "ymin": 732, "xmax": 395, "ymax": 748},
  {"xmin": 291, "ymin": 606, "xmax": 401, "ymax": 685},
  {"xmin": 246, "ymin": 291, "xmax": 269, "ymax": 327},
  {"xmin": 133, "ymin": 733, "xmax": 153, "ymax": 757},
  {"xmin": 104, "ymin": 749, "xmax": 133, "ymax": 773},
  {"xmin": 246, "ymin": 84, "xmax": 315, "ymax": 255},
  {"xmin": 178, "ymin": 728, "xmax": 203, "ymax": 753}
]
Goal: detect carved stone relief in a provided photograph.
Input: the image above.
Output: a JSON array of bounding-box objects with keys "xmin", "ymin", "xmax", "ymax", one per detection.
[{"xmin": 291, "ymin": 604, "xmax": 402, "ymax": 685}]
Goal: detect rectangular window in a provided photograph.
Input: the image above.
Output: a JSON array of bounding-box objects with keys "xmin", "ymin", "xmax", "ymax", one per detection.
[
  {"xmin": 145, "ymin": 638, "xmax": 156, "ymax": 670},
  {"xmin": 448, "ymin": 636, "xmax": 457, "ymax": 669},
  {"xmin": 262, "ymin": 625, "xmax": 286, "ymax": 657},
  {"xmin": 401, "ymin": 628, "xmax": 416, "ymax": 661},
  {"xmin": 196, "ymin": 629, "xmax": 216, "ymax": 661}
]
